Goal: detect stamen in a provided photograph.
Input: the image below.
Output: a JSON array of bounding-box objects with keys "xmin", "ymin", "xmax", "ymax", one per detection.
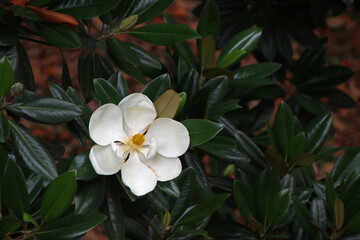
[{"xmin": 131, "ymin": 133, "xmax": 145, "ymax": 146}]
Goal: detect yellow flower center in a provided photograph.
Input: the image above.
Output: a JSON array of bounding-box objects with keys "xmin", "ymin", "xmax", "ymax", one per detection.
[{"xmin": 131, "ymin": 133, "xmax": 145, "ymax": 147}]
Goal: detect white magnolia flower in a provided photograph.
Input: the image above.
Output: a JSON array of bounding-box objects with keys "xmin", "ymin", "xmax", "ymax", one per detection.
[{"xmin": 89, "ymin": 93, "xmax": 190, "ymax": 196}]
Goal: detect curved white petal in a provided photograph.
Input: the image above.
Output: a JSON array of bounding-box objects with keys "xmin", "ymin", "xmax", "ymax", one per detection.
[
  {"xmin": 146, "ymin": 118, "xmax": 190, "ymax": 158},
  {"xmin": 146, "ymin": 154, "xmax": 182, "ymax": 182},
  {"xmin": 119, "ymin": 93, "xmax": 156, "ymax": 135},
  {"xmin": 111, "ymin": 142, "xmax": 130, "ymax": 159},
  {"xmin": 89, "ymin": 145, "xmax": 123, "ymax": 175},
  {"xmin": 138, "ymin": 138, "xmax": 157, "ymax": 160},
  {"xmin": 89, "ymin": 104, "xmax": 127, "ymax": 145},
  {"xmin": 121, "ymin": 152, "xmax": 157, "ymax": 196}
]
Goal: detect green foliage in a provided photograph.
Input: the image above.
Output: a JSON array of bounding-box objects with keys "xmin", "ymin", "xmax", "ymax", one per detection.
[{"xmin": 0, "ymin": 0, "xmax": 358, "ymax": 239}]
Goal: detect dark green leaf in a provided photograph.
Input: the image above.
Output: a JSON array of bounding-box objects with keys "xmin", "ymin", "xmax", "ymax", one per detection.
[
  {"xmin": 0, "ymin": 112, "xmax": 10, "ymax": 143},
  {"xmin": 177, "ymin": 69, "xmax": 199, "ymax": 102},
  {"xmin": 197, "ymin": 0, "xmax": 220, "ymax": 39},
  {"xmin": 288, "ymin": 153, "xmax": 316, "ymax": 166},
  {"xmin": 108, "ymin": 71, "xmax": 129, "ymax": 97},
  {"xmin": 0, "ymin": 23, "xmax": 17, "ymax": 46},
  {"xmin": 216, "ymin": 50, "xmax": 246, "ymax": 68},
  {"xmin": 2, "ymin": 159, "xmax": 30, "ymax": 219},
  {"xmin": 311, "ymin": 198, "xmax": 327, "ymax": 231},
  {"xmin": 78, "ymin": 52, "xmax": 114, "ymax": 102},
  {"xmin": 288, "ymin": 132, "xmax": 306, "ymax": 159},
  {"xmin": 233, "ymin": 180, "xmax": 256, "ymax": 220},
  {"xmin": 171, "ymin": 168, "xmax": 196, "ymax": 222},
  {"xmin": 200, "ymin": 35, "xmax": 215, "ymax": 69},
  {"xmin": 142, "ymin": 73, "xmax": 171, "ymax": 101},
  {"xmin": 61, "ymin": 52, "xmax": 72, "ymax": 88},
  {"xmin": 15, "ymin": 42, "xmax": 35, "ymax": 91},
  {"xmin": 267, "ymin": 189, "xmax": 291, "ymax": 227},
  {"xmin": 106, "ymin": 38, "xmax": 140, "ymax": 67},
  {"xmin": 181, "ymin": 119, "xmax": 223, "ymax": 147},
  {"xmin": 40, "ymin": 171, "xmax": 77, "ymax": 222},
  {"xmin": 137, "ymin": 0, "xmax": 175, "ymax": 24},
  {"xmin": 94, "ymin": 78, "xmax": 123, "ymax": 104},
  {"xmin": 124, "ymin": 42, "xmax": 162, "ymax": 70},
  {"xmin": 129, "ymin": 23, "xmax": 201, "ymax": 46},
  {"xmin": 27, "ymin": 175, "xmax": 44, "ymax": 204},
  {"xmin": 202, "ymin": 67, "xmax": 234, "ymax": 80},
  {"xmin": 76, "ymin": 179, "xmax": 104, "ymax": 214},
  {"xmin": 10, "ymin": 5, "xmax": 39, "ymax": 19},
  {"xmin": 325, "ymin": 172, "xmax": 336, "ymax": 222},
  {"xmin": 256, "ymin": 168, "xmax": 280, "ymax": 223},
  {"xmin": 69, "ymin": 150, "xmax": 97, "ymax": 181},
  {"xmin": 37, "ymin": 23, "xmax": 81, "ymax": 49},
  {"xmin": 230, "ymin": 78, "xmax": 278, "ymax": 88},
  {"xmin": 317, "ymin": 146, "xmax": 347, "ymax": 160},
  {"xmin": 304, "ymin": 112, "xmax": 332, "ymax": 154},
  {"xmin": 50, "ymin": 0, "xmax": 120, "ymax": 19},
  {"xmin": 157, "ymin": 181, "xmax": 180, "ymax": 198},
  {"xmin": 273, "ymin": 101, "xmax": 294, "ymax": 158},
  {"xmin": 101, "ymin": 182, "xmax": 125, "ymax": 240},
  {"xmin": 294, "ymin": 94, "xmax": 326, "ymax": 115},
  {"xmin": 108, "ymin": 53, "xmax": 147, "ymax": 85},
  {"xmin": 176, "ymin": 193, "xmax": 230, "ymax": 225},
  {"xmin": 9, "ymin": 121, "xmax": 58, "ymax": 180},
  {"xmin": 7, "ymin": 98, "xmax": 82, "ymax": 124},
  {"xmin": 218, "ymin": 27, "xmax": 262, "ymax": 62},
  {"xmin": 292, "ymin": 196, "xmax": 318, "ymax": 239},
  {"xmin": 0, "ymin": 215, "xmax": 20, "ymax": 233},
  {"xmin": 36, "ymin": 213, "xmax": 106, "ymax": 238},
  {"xmin": 0, "ymin": 56, "xmax": 14, "ymax": 95},
  {"xmin": 328, "ymin": 88, "xmax": 356, "ymax": 108},
  {"xmin": 265, "ymin": 148, "xmax": 288, "ymax": 178}
]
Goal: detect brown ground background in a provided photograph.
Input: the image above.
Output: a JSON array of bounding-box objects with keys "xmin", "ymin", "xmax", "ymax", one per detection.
[{"xmin": 19, "ymin": 1, "xmax": 360, "ymax": 239}]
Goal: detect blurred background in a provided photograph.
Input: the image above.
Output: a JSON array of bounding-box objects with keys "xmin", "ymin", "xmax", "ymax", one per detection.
[{"xmin": 18, "ymin": 0, "xmax": 360, "ymax": 238}]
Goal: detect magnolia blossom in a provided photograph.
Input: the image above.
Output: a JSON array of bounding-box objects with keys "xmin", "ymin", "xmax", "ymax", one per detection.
[{"xmin": 89, "ymin": 93, "xmax": 190, "ymax": 196}]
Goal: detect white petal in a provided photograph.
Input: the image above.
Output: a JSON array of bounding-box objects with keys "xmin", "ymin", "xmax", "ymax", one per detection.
[
  {"xmin": 118, "ymin": 93, "xmax": 156, "ymax": 135},
  {"xmin": 111, "ymin": 142, "xmax": 130, "ymax": 159},
  {"xmin": 146, "ymin": 154, "xmax": 182, "ymax": 182},
  {"xmin": 89, "ymin": 145, "xmax": 123, "ymax": 175},
  {"xmin": 145, "ymin": 118, "xmax": 190, "ymax": 158},
  {"xmin": 138, "ymin": 138, "xmax": 157, "ymax": 160},
  {"xmin": 121, "ymin": 152, "xmax": 157, "ymax": 196},
  {"xmin": 89, "ymin": 104, "xmax": 127, "ymax": 146}
]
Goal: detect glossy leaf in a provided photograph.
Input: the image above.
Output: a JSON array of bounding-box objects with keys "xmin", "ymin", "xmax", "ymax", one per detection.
[
  {"xmin": 200, "ymin": 35, "xmax": 215, "ymax": 69},
  {"xmin": 27, "ymin": 175, "xmax": 44, "ymax": 204},
  {"xmin": 157, "ymin": 181, "xmax": 180, "ymax": 198},
  {"xmin": 37, "ymin": 23, "xmax": 81, "ymax": 49},
  {"xmin": 129, "ymin": 23, "xmax": 201, "ymax": 46},
  {"xmin": 2, "ymin": 159, "xmax": 30, "ymax": 219},
  {"xmin": 256, "ymin": 168, "xmax": 280, "ymax": 223},
  {"xmin": 311, "ymin": 198, "xmax": 327, "ymax": 231},
  {"xmin": 171, "ymin": 168, "xmax": 196, "ymax": 222},
  {"xmin": 108, "ymin": 71, "xmax": 129, "ymax": 97},
  {"xmin": 233, "ymin": 62, "xmax": 281, "ymax": 81},
  {"xmin": 267, "ymin": 189, "xmax": 291, "ymax": 227},
  {"xmin": 40, "ymin": 171, "xmax": 77, "ymax": 222},
  {"xmin": 76, "ymin": 179, "xmax": 104, "ymax": 214},
  {"xmin": 0, "ymin": 215, "xmax": 20, "ymax": 233},
  {"xmin": 16, "ymin": 42, "xmax": 36, "ymax": 91},
  {"xmin": 142, "ymin": 73, "xmax": 171, "ymax": 101},
  {"xmin": 101, "ymin": 182, "xmax": 125, "ymax": 240},
  {"xmin": 305, "ymin": 112, "xmax": 332, "ymax": 154},
  {"xmin": 9, "ymin": 121, "xmax": 58, "ymax": 180},
  {"xmin": 106, "ymin": 38, "xmax": 140, "ymax": 67},
  {"xmin": 265, "ymin": 148, "xmax": 288, "ymax": 178},
  {"xmin": 137, "ymin": 0, "xmax": 175, "ymax": 24},
  {"xmin": 292, "ymin": 196, "xmax": 318, "ymax": 239},
  {"xmin": 94, "ymin": 78, "xmax": 123, "ymax": 104},
  {"xmin": 50, "ymin": 0, "xmax": 120, "ymax": 19},
  {"xmin": 124, "ymin": 42, "xmax": 162, "ymax": 70},
  {"xmin": 332, "ymin": 147, "xmax": 360, "ymax": 184},
  {"xmin": 0, "ymin": 56, "xmax": 14, "ymax": 95},
  {"xmin": 325, "ymin": 172, "xmax": 336, "ymax": 222},
  {"xmin": 154, "ymin": 89, "xmax": 180, "ymax": 118},
  {"xmin": 181, "ymin": 119, "xmax": 223, "ymax": 147},
  {"xmin": 233, "ymin": 180, "xmax": 256, "ymax": 220},
  {"xmin": 69, "ymin": 150, "xmax": 97, "ymax": 181},
  {"xmin": 176, "ymin": 193, "xmax": 230, "ymax": 225},
  {"xmin": 288, "ymin": 153, "xmax": 316, "ymax": 166},
  {"xmin": 0, "ymin": 112, "xmax": 10, "ymax": 143},
  {"xmin": 216, "ymin": 50, "xmax": 246, "ymax": 68},
  {"xmin": 288, "ymin": 132, "xmax": 306, "ymax": 159},
  {"xmin": 197, "ymin": 0, "xmax": 220, "ymax": 39},
  {"xmin": 218, "ymin": 27, "xmax": 262, "ymax": 62},
  {"xmin": 7, "ymin": 98, "xmax": 82, "ymax": 124},
  {"xmin": 36, "ymin": 213, "xmax": 106, "ymax": 238},
  {"xmin": 273, "ymin": 101, "xmax": 294, "ymax": 158}
]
